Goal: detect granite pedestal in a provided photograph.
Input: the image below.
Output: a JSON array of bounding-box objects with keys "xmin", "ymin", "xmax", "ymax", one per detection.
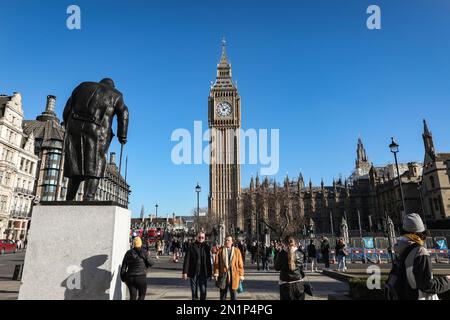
[{"xmin": 19, "ymin": 204, "xmax": 131, "ymax": 300}]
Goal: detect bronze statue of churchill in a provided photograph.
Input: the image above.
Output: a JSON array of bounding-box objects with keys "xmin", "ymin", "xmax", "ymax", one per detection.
[{"xmin": 63, "ymin": 78, "xmax": 129, "ymax": 201}]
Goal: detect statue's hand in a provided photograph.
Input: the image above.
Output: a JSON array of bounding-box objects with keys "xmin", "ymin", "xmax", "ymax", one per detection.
[{"xmin": 119, "ymin": 137, "xmax": 127, "ymax": 145}]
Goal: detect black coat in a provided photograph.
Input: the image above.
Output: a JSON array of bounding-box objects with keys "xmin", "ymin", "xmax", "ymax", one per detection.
[
  {"xmin": 182, "ymin": 242, "xmax": 212, "ymax": 278},
  {"xmin": 336, "ymin": 243, "xmax": 346, "ymax": 257},
  {"xmin": 307, "ymin": 244, "xmax": 317, "ymax": 258},
  {"xmin": 63, "ymin": 81, "xmax": 129, "ymax": 178},
  {"xmin": 121, "ymin": 248, "xmax": 153, "ymax": 279},
  {"xmin": 321, "ymin": 241, "xmax": 330, "ymax": 256},
  {"xmin": 274, "ymin": 249, "xmax": 305, "ymax": 282}
]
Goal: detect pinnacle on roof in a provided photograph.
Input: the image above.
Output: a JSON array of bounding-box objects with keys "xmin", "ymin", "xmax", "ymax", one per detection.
[{"xmin": 220, "ymin": 37, "xmax": 229, "ymax": 65}]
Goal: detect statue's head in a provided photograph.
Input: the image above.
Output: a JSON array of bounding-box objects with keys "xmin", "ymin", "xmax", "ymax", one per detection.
[{"xmin": 100, "ymin": 78, "xmax": 115, "ymax": 89}]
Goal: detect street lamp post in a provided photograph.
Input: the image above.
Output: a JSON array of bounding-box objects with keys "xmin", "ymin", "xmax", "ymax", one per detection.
[
  {"xmin": 389, "ymin": 137, "xmax": 406, "ymax": 220},
  {"xmin": 255, "ymin": 210, "xmax": 260, "ymax": 271},
  {"xmin": 195, "ymin": 183, "xmax": 201, "ymax": 233},
  {"xmin": 329, "ymin": 210, "xmax": 334, "ymax": 237},
  {"xmin": 155, "ymin": 204, "xmax": 158, "ymax": 227}
]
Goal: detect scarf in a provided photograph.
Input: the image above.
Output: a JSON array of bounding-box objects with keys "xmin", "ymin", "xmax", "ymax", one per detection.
[
  {"xmin": 404, "ymin": 233, "xmax": 425, "ymax": 246},
  {"xmin": 287, "ymin": 246, "xmax": 298, "ymax": 271},
  {"xmin": 222, "ymin": 246, "xmax": 234, "ymax": 271}
]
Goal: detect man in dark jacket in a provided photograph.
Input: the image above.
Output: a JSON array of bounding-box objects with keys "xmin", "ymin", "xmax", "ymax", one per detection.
[
  {"xmin": 237, "ymin": 240, "xmax": 246, "ymax": 263},
  {"xmin": 63, "ymin": 78, "xmax": 129, "ymax": 201},
  {"xmin": 121, "ymin": 237, "xmax": 153, "ymax": 300},
  {"xmin": 390, "ymin": 213, "xmax": 450, "ymax": 300},
  {"xmin": 182, "ymin": 232, "xmax": 212, "ymax": 300}
]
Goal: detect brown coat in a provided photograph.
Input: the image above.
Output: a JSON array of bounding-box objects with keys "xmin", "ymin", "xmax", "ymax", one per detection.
[{"xmin": 213, "ymin": 246, "xmax": 244, "ymax": 290}]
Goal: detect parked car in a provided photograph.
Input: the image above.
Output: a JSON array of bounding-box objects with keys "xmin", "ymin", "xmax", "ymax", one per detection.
[{"xmin": 0, "ymin": 239, "xmax": 17, "ymax": 254}]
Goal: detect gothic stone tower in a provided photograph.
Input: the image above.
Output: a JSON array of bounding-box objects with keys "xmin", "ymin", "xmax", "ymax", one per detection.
[{"xmin": 208, "ymin": 39, "xmax": 242, "ymax": 233}]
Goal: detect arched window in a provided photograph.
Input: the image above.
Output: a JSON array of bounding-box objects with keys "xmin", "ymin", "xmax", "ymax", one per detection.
[{"xmin": 430, "ymin": 176, "xmax": 436, "ymax": 189}]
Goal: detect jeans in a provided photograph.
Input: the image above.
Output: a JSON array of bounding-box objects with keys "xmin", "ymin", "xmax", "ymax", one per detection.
[
  {"xmin": 337, "ymin": 255, "xmax": 346, "ymax": 271},
  {"xmin": 126, "ymin": 275, "xmax": 147, "ymax": 300},
  {"xmin": 262, "ymin": 258, "xmax": 269, "ymax": 271},
  {"xmin": 190, "ymin": 275, "xmax": 207, "ymax": 300},
  {"xmin": 323, "ymin": 254, "xmax": 330, "ymax": 268},
  {"xmin": 220, "ymin": 282, "xmax": 237, "ymax": 300},
  {"xmin": 309, "ymin": 258, "xmax": 318, "ymax": 271}
]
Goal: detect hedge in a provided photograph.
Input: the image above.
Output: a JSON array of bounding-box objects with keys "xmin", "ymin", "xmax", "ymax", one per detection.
[{"xmin": 348, "ymin": 277, "xmax": 450, "ymax": 300}]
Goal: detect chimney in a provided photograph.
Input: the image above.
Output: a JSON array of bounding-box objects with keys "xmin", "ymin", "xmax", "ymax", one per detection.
[
  {"xmin": 110, "ymin": 152, "xmax": 116, "ymax": 165},
  {"xmin": 46, "ymin": 95, "xmax": 56, "ymax": 113},
  {"xmin": 408, "ymin": 162, "xmax": 419, "ymax": 178}
]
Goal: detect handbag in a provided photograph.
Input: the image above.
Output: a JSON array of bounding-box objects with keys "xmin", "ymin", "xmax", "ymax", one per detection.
[
  {"xmin": 304, "ymin": 281, "xmax": 314, "ymax": 296},
  {"xmin": 215, "ymin": 272, "xmax": 227, "ymax": 290},
  {"xmin": 120, "ymin": 269, "xmax": 127, "ymax": 283},
  {"xmin": 237, "ymin": 280, "xmax": 244, "ymax": 294}
]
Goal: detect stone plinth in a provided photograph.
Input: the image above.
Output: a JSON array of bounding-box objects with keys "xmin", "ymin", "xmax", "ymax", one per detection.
[{"xmin": 19, "ymin": 204, "xmax": 131, "ymax": 300}]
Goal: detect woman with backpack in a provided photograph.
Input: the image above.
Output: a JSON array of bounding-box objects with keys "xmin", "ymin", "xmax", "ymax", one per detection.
[
  {"xmin": 274, "ymin": 236, "xmax": 306, "ymax": 300},
  {"xmin": 120, "ymin": 237, "xmax": 153, "ymax": 300},
  {"xmin": 385, "ymin": 213, "xmax": 450, "ymax": 300}
]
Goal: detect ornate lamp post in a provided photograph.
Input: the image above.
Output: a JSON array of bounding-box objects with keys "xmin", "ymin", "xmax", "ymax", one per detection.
[
  {"xmin": 255, "ymin": 210, "xmax": 260, "ymax": 271},
  {"xmin": 155, "ymin": 203, "xmax": 159, "ymax": 227},
  {"xmin": 389, "ymin": 137, "xmax": 406, "ymax": 220},
  {"xmin": 195, "ymin": 183, "xmax": 201, "ymax": 233}
]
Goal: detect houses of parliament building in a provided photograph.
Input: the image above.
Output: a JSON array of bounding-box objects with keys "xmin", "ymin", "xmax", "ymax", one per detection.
[
  {"xmin": 208, "ymin": 41, "xmax": 450, "ymax": 239},
  {"xmin": 239, "ymin": 121, "xmax": 450, "ymax": 238}
]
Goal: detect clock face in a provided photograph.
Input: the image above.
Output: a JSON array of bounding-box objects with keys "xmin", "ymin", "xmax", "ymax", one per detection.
[{"xmin": 216, "ymin": 102, "xmax": 233, "ymax": 117}]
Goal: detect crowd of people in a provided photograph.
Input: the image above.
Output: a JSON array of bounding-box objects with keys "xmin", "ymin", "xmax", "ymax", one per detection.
[{"xmin": 120, "ymin": 212, "xmax": 450, "ymax": 300}]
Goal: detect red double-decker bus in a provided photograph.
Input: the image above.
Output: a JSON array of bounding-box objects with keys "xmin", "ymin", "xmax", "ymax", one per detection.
[{"xmin": 146, "ymin": 228, "xmax": 164, "ymax": 244}]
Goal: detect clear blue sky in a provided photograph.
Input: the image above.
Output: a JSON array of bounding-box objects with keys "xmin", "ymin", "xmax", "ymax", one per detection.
[{"xmin": 1, "ymin": 0, "xmax": 450, "ymax": 218}]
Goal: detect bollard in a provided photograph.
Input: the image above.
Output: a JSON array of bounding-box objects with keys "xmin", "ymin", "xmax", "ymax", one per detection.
[{"xmin": 12, "ymin": 264, "xmax": 23, "ymax": 281}]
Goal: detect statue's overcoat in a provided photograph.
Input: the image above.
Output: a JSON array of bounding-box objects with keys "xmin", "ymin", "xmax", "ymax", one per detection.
[{"xmin": 63, "ymin": 82, "xmax": 129, "ymax": 178}]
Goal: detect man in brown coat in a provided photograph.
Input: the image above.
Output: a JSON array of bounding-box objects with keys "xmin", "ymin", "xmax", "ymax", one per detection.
[
  {"xmin": 213, "ymin": 235, "xmax": 245, "ymax": 300},
  {"xmin": 63, "ymin": 78, "xmax": 129, "ymax": 201}
]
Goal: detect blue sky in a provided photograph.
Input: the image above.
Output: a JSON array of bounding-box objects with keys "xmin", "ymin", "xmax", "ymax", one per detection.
[{"xmin": 1, "ymin": 0, "xmax": 450, "ymax": 218}]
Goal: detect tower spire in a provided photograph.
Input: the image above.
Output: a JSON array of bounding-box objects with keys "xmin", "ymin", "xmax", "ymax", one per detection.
[
  {"xmin": 220, "ymin": 37, "xmax": 228, "ymax": 65},
  {"xmin": 355, "ymin": 137, "xmax": 370, "ymax": 172},
  {"xmin": 423, "ymin": 119, "xmax": 436, "ymax": 160},
  {"xmin": 216, "ymin": 37, "xmax": 232, "ymax": 80}
]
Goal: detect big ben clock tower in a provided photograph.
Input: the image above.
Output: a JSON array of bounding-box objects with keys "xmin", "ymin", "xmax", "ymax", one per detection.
[{"xmin": 208, "ymin": 39, "xmax": 242, "ymax": 234}]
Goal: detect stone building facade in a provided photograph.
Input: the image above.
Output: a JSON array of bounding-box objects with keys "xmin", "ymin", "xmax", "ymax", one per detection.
[
  {"xmin": 23, "ymin": 95, "xmax": 67, "ymax": 202},
  {"xmin": 95, "ymin": 152, "xmax": 129, "ymax": 207},
  {"xmin": 421, "ymin": 120, "xmax": 450, "ymax": 222},
  {"xmin": 0, "ymin": 93, "xmax": 39, "ymax": 240},
  {"xmin": 240, "ymin": 136, "xmax": 427, "ymax": 239}
]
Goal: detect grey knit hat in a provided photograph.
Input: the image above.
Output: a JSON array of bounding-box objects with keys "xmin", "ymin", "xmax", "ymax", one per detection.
[{"xmin": 402, "ymin": 213, "xmax": 425, "ymax": 233}]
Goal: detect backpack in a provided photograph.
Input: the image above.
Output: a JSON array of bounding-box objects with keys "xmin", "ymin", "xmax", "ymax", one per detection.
[{"xmin": 384, "ymin": 243, "xmax": 419, "ymax": 300}]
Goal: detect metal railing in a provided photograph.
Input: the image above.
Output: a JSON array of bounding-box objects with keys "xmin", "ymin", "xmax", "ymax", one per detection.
[
  {"xmin": 9, "ymin": 210, "xmax": 31, "ymax": 218},
  {"xmin": 14, "ymin": 188, "xmax": 34, "ymax": 196}
]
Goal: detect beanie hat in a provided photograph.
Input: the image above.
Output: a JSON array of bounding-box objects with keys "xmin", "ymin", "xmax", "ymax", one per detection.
[
  {"xmin": 133, "ymin": 237, "xmax": 142, "ymax": 248},
  {"xmin": 402, "ymin": 213, "xmax": 425, "ymax": 233}
]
